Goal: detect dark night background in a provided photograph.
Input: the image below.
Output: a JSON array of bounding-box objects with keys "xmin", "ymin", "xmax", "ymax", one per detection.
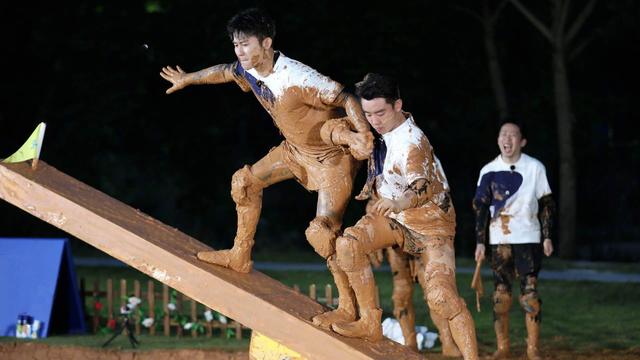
[{"xmin": 0, "ymin": 1, "xmax": 637, "ymax": 260}]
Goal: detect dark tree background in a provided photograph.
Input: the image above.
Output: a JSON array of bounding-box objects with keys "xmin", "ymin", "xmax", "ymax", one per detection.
[{"xmin": 1, "ymin": 0, "xmax": 637, "ymax": 260}]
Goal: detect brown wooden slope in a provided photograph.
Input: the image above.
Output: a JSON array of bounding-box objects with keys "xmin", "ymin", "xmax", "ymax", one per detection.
[{"xmin": 0, "ymin": 161, "xmax": 422, "ymax": 360}]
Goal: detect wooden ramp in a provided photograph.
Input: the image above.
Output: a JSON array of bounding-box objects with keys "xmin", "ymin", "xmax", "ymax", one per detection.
[{"xmin": 0, "ymin": 161, "xmax": 422, "ymax": 360}]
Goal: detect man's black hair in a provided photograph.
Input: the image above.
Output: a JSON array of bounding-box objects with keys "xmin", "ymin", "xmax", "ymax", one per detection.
[
  {"xmin": 499, "ymin": 117, "xmax": 527, "ymax": 139},
  {"xmin": 355, "ymin": 73, "xmax": 400, "ymax": 105},
  {"xmin": 227, "ymin": 8, "xmax": 276, "ymax": 42}
]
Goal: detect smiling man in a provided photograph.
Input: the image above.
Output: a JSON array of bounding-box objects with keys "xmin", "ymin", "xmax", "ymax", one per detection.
[
  {"xmin": 160, "ymin": 8, "xmax": 373, "ymax": 329},
  {"xmin": 473, "ymin": 120, "xmax": 555, "ymax": 360},
  {"xmin": 329, "ymin": 73, "xmax": 478, "ymax": 360}
]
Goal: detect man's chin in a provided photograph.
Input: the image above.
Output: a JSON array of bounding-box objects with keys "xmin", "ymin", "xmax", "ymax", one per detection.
[{"xmin": 239, "ymin": 61, "xmax": 253, "ymax": 70}]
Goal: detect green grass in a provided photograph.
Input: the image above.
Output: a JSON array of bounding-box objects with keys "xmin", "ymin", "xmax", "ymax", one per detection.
[
  {"xmin": 13, "ymin": 260, "xmax": 639, "ymax": 353},
  {"xmin": 265, "ymin": 268, "xmax": 640, "ymax": 353}
]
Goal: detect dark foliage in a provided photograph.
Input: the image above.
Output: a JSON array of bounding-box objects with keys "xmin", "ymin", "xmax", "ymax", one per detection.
[{"xmin": 0, "ymin": 1, "xmax": 637, "ymax": 260}]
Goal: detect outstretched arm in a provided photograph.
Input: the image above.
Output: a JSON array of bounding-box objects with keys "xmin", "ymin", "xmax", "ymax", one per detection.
[{"xmin": 160, "ymin": 63, "xmax": 239, "ymax": 94}]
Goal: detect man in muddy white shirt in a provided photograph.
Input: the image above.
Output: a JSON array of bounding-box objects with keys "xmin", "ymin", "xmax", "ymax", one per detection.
[
  {"xmin": 160, "ymin": 8, "xmax": 374, "ymax": 329},
  {"xmin": 473, "ymin": 120, "xmax": 555, "ymax": 360},
  {"xmin": 330, "ymin": 73, "xmax": 478, "ymax": 360}
]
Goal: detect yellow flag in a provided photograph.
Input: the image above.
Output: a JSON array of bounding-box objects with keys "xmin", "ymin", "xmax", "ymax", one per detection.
[{"xmin": 2, "ymin": 122, "xmax": 47, "ymax": 163}]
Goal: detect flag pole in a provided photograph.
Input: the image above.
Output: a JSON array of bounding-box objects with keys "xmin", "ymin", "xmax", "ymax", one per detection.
[{"xmin": 31, "ymin": 123, "xmax": 47, "ymax": 170}]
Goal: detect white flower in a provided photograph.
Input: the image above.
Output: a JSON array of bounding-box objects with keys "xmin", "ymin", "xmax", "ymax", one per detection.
[
  {"xmin": 142, "ymin": 318, "xmax": 154, "ymax": 328},
  {"xmin": 184, "ymin": 322, "xmax": 193, "ymax": 330},
  {"xmin": 127, "ymin": 296, "xmax": 142, "ymax": 309},
  {"xmin": 167, "ymin": 303, "xmax": 176, "ymax": 311},
  {"xmin": 217, "ymin": 314, "xmax": 227, "ymax": 324},
  {"xmin": 204, "ymin": 310, "xmax": 214, "ymax": 322}
]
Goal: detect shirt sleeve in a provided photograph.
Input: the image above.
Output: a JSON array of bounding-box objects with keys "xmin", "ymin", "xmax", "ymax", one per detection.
[
  {"xmin": 231, "ymin": 62, "xmax": 253, "ymax": 93},
  {"xmin": 535, "ymin": 162, "xmax": 552, "ymax": 199},
  {"xmin": 473, "ymin": 169, "xmax": 493, "ymax": 244},
  {"xmin": 403, "ymin": 138, "xmax": 432, "ymax": 187},
  {"xmin": 299, "ymin": 70, "xmax": 344, "ymax": 107}
]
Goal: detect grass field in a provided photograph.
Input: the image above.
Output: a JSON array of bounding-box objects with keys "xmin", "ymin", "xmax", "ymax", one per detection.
[
  {"xmin": 4, "ymin": 254, "xmax": 635, "ymax": 355},
  {"xmin": 265, "ymin": 267, "xmax": 640, "ymax": 354}
]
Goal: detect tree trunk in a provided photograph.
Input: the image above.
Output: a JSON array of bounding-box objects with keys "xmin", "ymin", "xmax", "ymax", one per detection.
[
  {"xmin": 484, "ymin": 20, "xmax": 509, "ymax": 121},
  {"xmin": 552, "ymin": 46, "xmax": 577, "ymax": 259}
]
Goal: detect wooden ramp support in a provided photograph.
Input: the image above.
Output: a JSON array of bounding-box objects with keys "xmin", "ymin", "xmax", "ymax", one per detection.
[{"xmin": 0, "ymin": 161, "xmax": 422, "ymax": 360}]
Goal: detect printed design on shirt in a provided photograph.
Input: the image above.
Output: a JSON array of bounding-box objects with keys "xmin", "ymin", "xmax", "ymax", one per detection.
[
  {"xmin": 477, "ymin": 171, "xmax": 523, "ymax": 220},
  {"xmin": 234, "ymin": 62, "xmax": 276, "ymax": 104}
]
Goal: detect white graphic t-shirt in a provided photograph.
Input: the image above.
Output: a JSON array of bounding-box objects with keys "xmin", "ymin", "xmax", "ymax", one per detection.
[{"xmin": 474, "ymin": 153, "xmax": 552, "ymax": 244}]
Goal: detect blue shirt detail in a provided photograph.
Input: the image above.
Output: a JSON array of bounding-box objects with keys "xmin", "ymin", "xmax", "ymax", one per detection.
[
  {"xmin": 234, "ymin": 62, "xmax": 276, "ymax": 104},
  {"xmin": 475, "ymin": 170, "xmax": 523, "ymax": 219}
]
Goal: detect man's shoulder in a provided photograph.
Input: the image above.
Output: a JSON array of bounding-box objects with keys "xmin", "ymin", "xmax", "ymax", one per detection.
[
  {"xmin": 277, "ymin": 53, "xmax": 321, "ymax": 75},
  {"xmin": 389, "ymin": 117, "xmax": 425, "ymax": 144},
  {"xmin": 480, "ymin": 156, "xmax": 501, "ymax": 173},
  {"xmin": 521, "ymin": 153, "xmax": 546, "ymax": 171},
  {"xmin": 274, "ymin": 53, "xmax": 341, "ymax": 90}
]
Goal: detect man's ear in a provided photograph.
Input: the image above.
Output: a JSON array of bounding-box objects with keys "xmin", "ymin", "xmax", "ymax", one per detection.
[
  {"xmin": 393, "ymin": 99, "xmax": 403, "ymax": 112},
  {"xmin": 521, "ymin": 138, "xmax": 528, "ymax": 148},
  {"xmin": 262, "ymin": 37, "xmax": 273, "ymax": 50}
]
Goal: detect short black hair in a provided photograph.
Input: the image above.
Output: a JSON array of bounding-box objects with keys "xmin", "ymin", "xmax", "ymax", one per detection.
[
  {"xmin": 227, "ymin": 8, "xmax": 276, "ymax": 42},
  {"xmin": 499, "ymin": 117, "xmax": 527, "ymax": 139},
  {"xmin": 355, "ymin": 73, "xmax": 400, "ymax": 104}
]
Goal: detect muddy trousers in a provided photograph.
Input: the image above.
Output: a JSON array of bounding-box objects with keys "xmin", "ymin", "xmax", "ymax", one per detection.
[
  {"xmin": 196, "ymin": 165, "xmax": 265, "ymax": 273},
  {"xmin": 334, "ymin": 214, "xmax": 478, "ymax": 359},
  {"xmin": 387, "ymin": 248, "xmax": 461, "ymax": 356},
  {"xmin": 491, "ymin": 244, "xmax": 543, "ymax": 360}
]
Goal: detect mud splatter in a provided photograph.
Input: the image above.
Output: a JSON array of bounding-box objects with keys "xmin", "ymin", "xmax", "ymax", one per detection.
[{"xmin": 499, "ymin": 214, "xmax": 511, "ymax": 235}]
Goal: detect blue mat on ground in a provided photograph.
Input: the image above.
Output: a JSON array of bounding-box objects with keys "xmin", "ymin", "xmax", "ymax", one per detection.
[{"xmin": 0, "ymin": 238, "xmax": 85, "ymax": 337}]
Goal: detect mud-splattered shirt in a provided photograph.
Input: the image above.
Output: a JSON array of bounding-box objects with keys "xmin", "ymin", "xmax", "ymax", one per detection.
[
  {"xmin": 230, "ymin": 52, "xmax": 346, "ymax": 159},
  {"xmin": 474, "ymin": 153, "xmax": 552, "ymax": 244},
  {"xmin": 375, "ymin": 116, "xmax": 456, "ymax": 238}
]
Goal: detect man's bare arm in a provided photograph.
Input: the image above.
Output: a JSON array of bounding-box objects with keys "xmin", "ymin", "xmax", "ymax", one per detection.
[
  {"xmin": 321, "ymin": 92, "xmax": 373, "ymax": 160},
  {"xmin": 339, "ymin": 93, "xmax": 371, "ymax": 133},
  {"xmin": 372, "ymin": 179, "xmax": 429, "ymax": 217},
  {"xmin": 160, "ymin": 63, "xmax": 238, "ymax": 94}
]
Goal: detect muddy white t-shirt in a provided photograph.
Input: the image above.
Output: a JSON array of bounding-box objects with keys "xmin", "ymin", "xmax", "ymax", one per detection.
[
  {"xmin": 232, "ymin": 52, "xmax": 345, "ymax": 153},
  {"xmin": 375, "ymin": 116, "xmax": 455, "ymax": 238},
  {"xmin": 475, "ymin": 153, "xmax": 552, "ymax": 244}
]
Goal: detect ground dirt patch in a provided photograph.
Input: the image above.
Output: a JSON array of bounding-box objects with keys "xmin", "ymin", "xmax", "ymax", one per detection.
[
  {"xmin": 0, "ymin": 342, "xmax": 249, "ymax": 360},
  {"xmin": 2, "ymin": 342, "xmax": 640, "ymax": 359}
]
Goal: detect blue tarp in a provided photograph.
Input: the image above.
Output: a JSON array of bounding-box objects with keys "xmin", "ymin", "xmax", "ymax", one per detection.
[{"xmin": 0, "ymin": 238, "xmax": 85, "ymax": 337}]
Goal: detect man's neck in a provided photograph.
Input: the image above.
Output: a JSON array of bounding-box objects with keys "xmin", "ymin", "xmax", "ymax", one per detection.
[
  {"xmin": 386, "ymin": 112, "xmax": 409, "ymax": 134},
  {"xmin": 254, "ymin": 49, "xmax": 276, "ymax": 77},
  {"xmin": 501, "ymin": 153, "xmax": 522, "ymax": 164}
]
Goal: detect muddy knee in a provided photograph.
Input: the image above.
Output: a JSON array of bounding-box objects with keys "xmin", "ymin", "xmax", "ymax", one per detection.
[
  {"xmin": 230, "ymin": 165, "xmax": 265, "ymax": 206},
  {"xmin": 493, "ymin": 284, "xmax": 513, "ymax": 315},
  {"xmin": 519, "ymin": 276, "xmax": 541, "ymax": 317},
  {"xmin": 425, "ymin": 275, "xmax": 465, "ymax": 320},
  {"xmin": 335, "ymin": 228, "xmax": 370, "ymax": 272},
  {"xmin": 305, "ymin": 216, "xmax": 338, "ymax": 259}
]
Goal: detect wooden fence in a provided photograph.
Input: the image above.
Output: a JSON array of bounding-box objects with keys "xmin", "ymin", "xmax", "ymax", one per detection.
[{"xmin": 79, "ymin": 279, "xmax": 366, "ymax": 338}]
